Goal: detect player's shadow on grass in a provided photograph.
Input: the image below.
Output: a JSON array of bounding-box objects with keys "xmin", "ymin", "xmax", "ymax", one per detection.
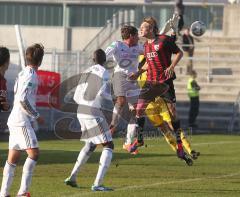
[
  {"xmin": 38, "ymin": 150, "xmax": 171, "ymax": 166},
  {"xmin": 0, "ymin": 149, "xmax": 173, "ymax": 166}
]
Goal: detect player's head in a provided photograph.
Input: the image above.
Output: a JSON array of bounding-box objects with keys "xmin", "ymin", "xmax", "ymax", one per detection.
[
  {"xmin": 121, "ymin": 25, "xmax": 139, "ymax": 46},
  {"xmin": 26, "ymin": 43, "xmax": 44, "ymax": 68},
  {"xmin": 0, "ymin": 46, "xmax": 10, "ymax": 73},
  {"xmin": 93, "ymin": 49, "xmax": 106, "ymax": 66},
  {"xmin": 140, "ymin": 17, "xmax": 159, "ymax": 38},
  {"xmin": 184, "ymin": 27, "xmax": 190, "ymax": 35},
  {"xmin": 190, "ymin": 70, "xmax": 197, "ymax": 78}
]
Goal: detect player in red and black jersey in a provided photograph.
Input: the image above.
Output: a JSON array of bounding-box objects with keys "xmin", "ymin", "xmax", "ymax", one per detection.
[
  {"xmin": 140, "ymin": 17, "xmax": 182, "ymax": 103},
  {"xmin": 0, "ymin": 46, "xmax": 10, "ymax": 112},
  {"xmin": 135, "ymin": 16, "xmax": 188, "ymax": 159}
]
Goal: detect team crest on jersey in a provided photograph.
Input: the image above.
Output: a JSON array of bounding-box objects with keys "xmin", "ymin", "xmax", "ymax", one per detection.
[
  {"xmin": 154, "ymin": 44, "xmax": 159, "ymax": 51},
  {"xmin": 132, "ymin": 48, "xmax": 137, "ymax": 53}
]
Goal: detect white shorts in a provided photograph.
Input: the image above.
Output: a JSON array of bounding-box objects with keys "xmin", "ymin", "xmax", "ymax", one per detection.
[
  {"xmin": 8, "ymin": 125, "xmax": 39, "ymax": 150},
  {"xmin": 78, "ymin": 116, "xmax": 112, "ymax": 145}
]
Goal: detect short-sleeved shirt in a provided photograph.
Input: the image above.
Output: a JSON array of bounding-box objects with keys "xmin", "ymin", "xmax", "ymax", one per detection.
[
  {"xmin": 144, "ymin": 35, "xmax": 180, "ymax": 83},
  {"xmin": 8, "ymin": 66, "xmax": 39, "ymax": 127},
  {"xmin": 73, "ymin": 64, "xmax": 111, "ymax": 118},
  {"xmin": 105, "ymin": 41, "xmax": 144, "ymax": 75}
]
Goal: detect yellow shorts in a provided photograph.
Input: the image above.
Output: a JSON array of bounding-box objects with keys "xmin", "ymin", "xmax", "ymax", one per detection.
[
  {"xmin": 137, "ymin": 65, "xmax": 171, "ymax": 126},
  {"xmin": 145, "ymin": 97, "xmax": 171, "ymax": 127},
  {"xmin": 137, "ymin": 71, "xmax": 147, "ymax": 89}
]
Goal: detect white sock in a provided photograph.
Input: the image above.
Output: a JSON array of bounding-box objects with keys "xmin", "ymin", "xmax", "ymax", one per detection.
[
  {"xmin": 125, "ymin": 123, "xmax": 136, "ymax": 144},
  {"xmin": 0, "ymin": 161, "xmax": 16, "ymax": 197},
  {"xmin": 93, "ymin": 147, "xmax": 113, "ymax": 186},
  {"xmin": 18, "ymin": 157, "xmax": 37, "ymax": 195},
  {"xmin": 69, "ymin": 142, "xmax": 94, "ymax": 181}
]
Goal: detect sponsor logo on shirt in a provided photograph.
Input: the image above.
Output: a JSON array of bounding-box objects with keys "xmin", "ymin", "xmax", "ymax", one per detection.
[
  {"xmin": 154, "ymin": 44, "xmax": 159, "ymax": 51},
  {"xmin": 146, "ymin": 52, "xmax": 158, "ymax": 60},
  {"xmin": 119, "ymin": 53, "xmax": 138, "ymax": 59},
  {"xmin": 132, "ymin": 48, "xmax": 138, "ymax": 53}
]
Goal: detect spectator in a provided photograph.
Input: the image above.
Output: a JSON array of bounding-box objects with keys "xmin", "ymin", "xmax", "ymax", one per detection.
[
  {"xmin": 0, "ymin": 46, "xmax": 10, "ymax": 112},
  {"xmin": 187, "ymin": 70, "xmax": 201, "ymax": 128}
]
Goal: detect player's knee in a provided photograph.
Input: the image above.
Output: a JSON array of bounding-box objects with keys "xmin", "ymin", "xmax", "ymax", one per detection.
[
  {"xmin": 85, "ymin": 142, "xmax": 97, "ymax": 154},
  {"xmin": 116, "ymin": 96, "xmax": 126, "ymax": 107},
  {"xmin": 114, "ymin": 101, "xmax": 131, "ymax": 123},
  {"xmin": 27, "ymin": 148, "xmax": 40, "ymax": 161},
  {"xmin": 29, "ymin": 153, "xmax": 39, "ymax": 161},
  {"xmin": 103, "ymin": 141, "xmax": 114, "ymax": 150},
  {"xmin": 89, "ymin": 143, "xmax": 97, "ymax": 152}
]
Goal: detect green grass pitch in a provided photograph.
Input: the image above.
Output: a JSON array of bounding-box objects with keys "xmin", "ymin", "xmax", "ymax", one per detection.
[{"xmin": 0, "ymin": 134, "xmax": 240, "ymax": 197}]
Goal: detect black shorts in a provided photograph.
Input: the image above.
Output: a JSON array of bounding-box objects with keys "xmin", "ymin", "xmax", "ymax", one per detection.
[{"xmin": 139, "ymin": 79, "xmax": 176, "ymax": 103}]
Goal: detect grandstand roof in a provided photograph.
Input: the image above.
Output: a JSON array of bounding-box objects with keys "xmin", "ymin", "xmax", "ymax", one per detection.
[{"xmin": 0, "ymin": 0, "xmax": 229, "ymax": 4}]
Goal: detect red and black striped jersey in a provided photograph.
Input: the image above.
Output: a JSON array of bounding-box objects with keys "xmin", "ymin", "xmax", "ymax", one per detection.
[
  {"xmin": 144, "ymin": 34, "xmax": 180, "ymax": 83},
  {"xmin": 0, "ymin": 74, "xmax": 7, "ymax": 111},
  {"xmin": 0, "ymin": 74, "xmax": 7, "ymax": 99}
]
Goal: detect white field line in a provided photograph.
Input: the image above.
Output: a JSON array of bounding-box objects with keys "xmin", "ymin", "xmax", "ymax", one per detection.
[
  {"xmin": 65, "ymin": 141, "xmax": 240, "ymax": 197},
  {"xmin": 66, "ymin": 171, "xmax": 240, "ymax": 197},
  {"xmin": 0, "ymin": 140, "xmax": 239, "ymax": 196}
]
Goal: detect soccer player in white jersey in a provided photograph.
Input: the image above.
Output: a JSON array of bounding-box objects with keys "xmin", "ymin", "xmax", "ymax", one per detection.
[
  {"xmin": 64, "ymin": 49, "xmax": 114, "ymax": 191},
  {"xmin": 105, "ymin": 25, "xmax": 145, "ymax": 153},
  {"xmin": 105, "ymin": 20, "xmax": 179, "ymax": 154},
  {"xmin": 0, "ymin": 44, "xmax": 44, "ymax": 197}
]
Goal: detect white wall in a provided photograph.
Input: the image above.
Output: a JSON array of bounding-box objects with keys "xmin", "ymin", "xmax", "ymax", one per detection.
[
  {"xmin": 0, "ymin": 25, "xmax": 101, "ymax": 51},
  {"xmin": 71, "ymin": 27, "xmax": 102, "ymax": 50},
  {"xmin": 223, "ymin": 4, "xmax": 240, "ymax": 37}
]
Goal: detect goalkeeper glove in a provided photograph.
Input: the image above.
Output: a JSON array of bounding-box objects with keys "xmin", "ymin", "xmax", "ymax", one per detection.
[
  {"xmin": 160, "ymin": 18, "xmax": 172, "ymax": 34},
  {"xmin": 170, "ymin": 13, "xmax": 179, "ymax": 34}
]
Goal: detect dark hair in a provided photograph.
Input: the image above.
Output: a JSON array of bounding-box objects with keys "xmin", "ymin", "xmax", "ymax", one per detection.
[
  {"xmin": 93, "ymin": 49, "xmax": 106, "ymax": 65},
  {"xmin": 121, "ymin": 25, "xmax": 138, "ymax": 40},
  {"xmin": 26, "ymin": 43, "xmax": 44, "ymax": 66},
  {"xmin": 0, "ymin": 47, "xmax": 10, "ymax": 66},
  {"xmin": 190, "ymin": 70, "xmax": 197, "ymax": 76},
  {"xmin": 142, "ymin": 16, "xmax": 159, "ymax": 35}
]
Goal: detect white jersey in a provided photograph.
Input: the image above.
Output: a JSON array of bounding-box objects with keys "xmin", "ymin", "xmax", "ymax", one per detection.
[
  {"xmin": 8, "ymin": 66, "xmax": 39, "ymax": 127},
  {"xmin": 73, "ymin": 64, "xmax": 111, "ymax": 118},
  {"xmin": 105, "ymin": 41, "xmax": 144, "ymax": 75}
]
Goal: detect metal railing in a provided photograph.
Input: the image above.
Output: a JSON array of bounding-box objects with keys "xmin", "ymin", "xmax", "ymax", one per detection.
[
  {"xmin": 2, "ymin": 42, "xmax": 240, "ymax": 134},
  {"xmin": 178, "ymin": 43, "xmax": 212, "ymax": 81},
  {"xmin": 83, "ymin": 9, "xmax": 136, "ymax": 56},
  {"xmin": 228, "ymin": 91, "xmax": 240, "ymax": 132}
]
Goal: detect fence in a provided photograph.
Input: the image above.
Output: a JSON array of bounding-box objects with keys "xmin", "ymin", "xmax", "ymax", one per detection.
[
  {"xmin": 83, "ymin": 9, "xmax": 136, "ymax": 58},
  {"xmin": 228, "ymin": 92, "xmax": 240, "ymax": 132},
  {"xmin": 1, "ymin": 38, "xmax": 240, "ymax": 137}
]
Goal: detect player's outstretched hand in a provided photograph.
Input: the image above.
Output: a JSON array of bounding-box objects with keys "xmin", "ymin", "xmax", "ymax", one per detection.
[
  {"xmin": 160, "ymin": 19, "xmax": 172, "ymax": 34},
  {"xmin": 36, "ymin": 116, "xmax": 44, "ymax": 125},
  {"xmin": 170, "ymin": 13, "xmax": 179, "ymax": 33}
]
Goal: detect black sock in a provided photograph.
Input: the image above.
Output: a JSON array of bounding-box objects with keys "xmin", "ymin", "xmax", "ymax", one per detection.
[
  {"xmin": 136, "ymin": 117, "xmax": 145, "ymax": 128},
  {"xmin": 136, "ymin": 117, "xmax": 145, "ymax": 143}
]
